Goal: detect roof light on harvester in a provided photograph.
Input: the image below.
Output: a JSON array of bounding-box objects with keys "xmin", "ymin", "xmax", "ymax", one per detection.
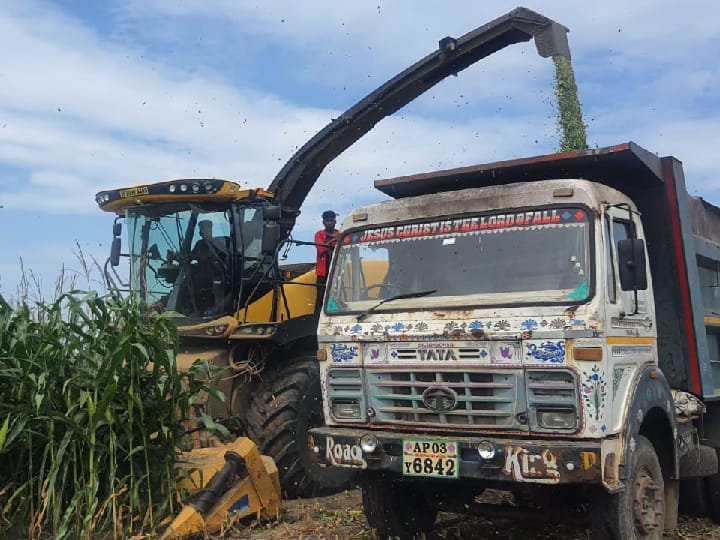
[
  {"xmin": 169, "ymin": 184, "xmax": 176, "ymax": 193},
  {"xmin": 180, "ymin": 184, "xmax": 187, "ymax": 192},
  {"xmin": 192, "ymin": 183, "xmax": 200, "ymax": 193},
  {"xmin": 553, "ymin": 188, "xmax": 574, "ymax": 197}
]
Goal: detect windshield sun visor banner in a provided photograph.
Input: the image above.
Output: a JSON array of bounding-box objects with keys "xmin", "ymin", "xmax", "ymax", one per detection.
[{"xmin": 346, "ymin": 208, "xmax": 587, "ymax": 245}]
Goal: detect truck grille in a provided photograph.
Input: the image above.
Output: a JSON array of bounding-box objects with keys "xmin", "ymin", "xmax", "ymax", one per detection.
[
  {"xmin": 526, "ymin": 369, "xmax": 579, "ymax": 433},
  {"xmin": 526, "ymin": 369, "xmax": 577, "ymax": 406},
  {"xmin": 327, "ymin": 368, "xmax": 366, "ymax": 423},
  {"xmin": 328, "ymin": 368, "xmax": 363, "ymax": 397},
  {"xmin": 366, "ymin": 369, "xmax": 524, "ymax": 429}
]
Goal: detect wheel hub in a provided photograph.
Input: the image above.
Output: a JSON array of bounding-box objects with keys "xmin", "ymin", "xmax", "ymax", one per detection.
[{"xmin": 632, "ymin": 466, "xmax": 663, "ymax": 536}]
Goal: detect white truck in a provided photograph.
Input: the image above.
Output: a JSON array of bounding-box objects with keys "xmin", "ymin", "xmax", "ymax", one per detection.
[{"xmin": 309, "ymin": 142, "xmax": 720, "ymax": 539}]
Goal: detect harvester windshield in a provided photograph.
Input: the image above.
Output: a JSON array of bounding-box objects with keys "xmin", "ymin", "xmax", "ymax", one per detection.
[{"xmin": 125, "ymin": 202, "xmax": 265, "ymax": 320}]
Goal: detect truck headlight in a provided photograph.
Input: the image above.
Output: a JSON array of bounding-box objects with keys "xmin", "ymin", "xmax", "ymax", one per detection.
[
  {"xmin": 536, "ymin": 408, "xmax": 577, "ymax": 430},
  {"xmin": 332, "ymin": 399, "xmax": 361, "ymax": 419}
]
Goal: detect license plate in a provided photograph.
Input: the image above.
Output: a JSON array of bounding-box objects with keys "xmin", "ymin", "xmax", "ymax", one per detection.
[{"xmin": 402, "ymin": 439, "xmax": 458, "ymax": 479}]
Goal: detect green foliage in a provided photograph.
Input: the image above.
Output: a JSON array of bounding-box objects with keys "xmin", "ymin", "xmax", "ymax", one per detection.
[
  {"xmin": 0, "ymin": 290, "xmax": 215, "ymax": 539},
  {"xmin": 553, "ymin": 55, "xmax": 588, "ymax": 152}
]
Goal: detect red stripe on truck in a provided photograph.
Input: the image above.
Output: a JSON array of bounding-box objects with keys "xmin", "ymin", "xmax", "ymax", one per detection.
[{"xmin": 663, "ymin": 158, "xmax": 702, "ymax": 394}]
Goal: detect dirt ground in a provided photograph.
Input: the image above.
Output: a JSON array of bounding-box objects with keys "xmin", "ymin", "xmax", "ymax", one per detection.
[{"xmin": 227, "ymin": 488, "xmax": 720, "ymax": 540}]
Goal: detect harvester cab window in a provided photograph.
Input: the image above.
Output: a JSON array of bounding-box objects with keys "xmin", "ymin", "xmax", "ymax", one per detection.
[
  {"xmin": 191, "ymin": 217, "xmax": 231, "ymax": 262},
  {"xmin": 127, "ymin": 206, "xmax": 235, "ymax": 320},
  {"xmin": 239, "ymin": 208, "xmax": 263, "ymax": 269}
]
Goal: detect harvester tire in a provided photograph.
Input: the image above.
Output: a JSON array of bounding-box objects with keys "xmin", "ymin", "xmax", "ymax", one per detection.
[{"xmin": 243, "ymin": 355, "xmax": 356, "ymax": 498}]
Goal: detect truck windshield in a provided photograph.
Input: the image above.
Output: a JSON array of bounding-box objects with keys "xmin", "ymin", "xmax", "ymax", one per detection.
[
  {"xmin": 326, "ymin": 207, "xmax": 591, "ymax": 313},
  {"xmin": 126, "ymin": 204, "xmax": 264, "ymax": 319}
]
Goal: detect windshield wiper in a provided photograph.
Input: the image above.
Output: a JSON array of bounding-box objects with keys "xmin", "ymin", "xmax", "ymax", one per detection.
[{"xmin": 356, "ymin": 290, "xmax": 437, "ymax": 322}]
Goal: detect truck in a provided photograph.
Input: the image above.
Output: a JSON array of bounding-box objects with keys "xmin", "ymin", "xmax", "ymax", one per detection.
[
  {"xmin": 95, "ymin": 7, "xmax": 570, "ymax": 498},
  {"xmin": 309, "ymin": 142, "xmax": 720, "ymax": 538}
]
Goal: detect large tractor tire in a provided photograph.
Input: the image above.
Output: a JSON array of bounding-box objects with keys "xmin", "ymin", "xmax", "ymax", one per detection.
[
  {"xmin": 591, "ymin": 435, "xmax": 665, "ymax": 539},
  {"xmin": 361, "ymin": 474, "xmax": 438, "ymax": 540},
  {"xmin": 243, "ymin": 355, "xmax": 356, "ymax": 498}
]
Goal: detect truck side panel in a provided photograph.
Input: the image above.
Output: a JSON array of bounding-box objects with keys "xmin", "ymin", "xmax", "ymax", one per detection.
[{"xmin": 661, "ymin": 157, "xmax": 713, "ymax": 397}]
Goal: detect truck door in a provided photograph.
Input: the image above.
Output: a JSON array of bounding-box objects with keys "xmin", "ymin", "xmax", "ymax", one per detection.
[
  {"xmin": 603, "ymin": 207, "xmax": 654, "ymax": 335},
  {"xmin": 603, "ymin": 207, "xmax": 657, "ymax": 430}
]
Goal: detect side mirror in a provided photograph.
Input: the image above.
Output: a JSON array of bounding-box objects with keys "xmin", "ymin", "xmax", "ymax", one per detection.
[
  {"xmin": 113, "ymin": 221, "xmax": 122, "ymax": 237},
  {"xmin": 110, "ymin": 237, "xmax": 121, "ymax": 267},
  {"xmin": 261, "ymin": 222, "xmax": 280, "ymax": 255},
  {"xmin": 617, "ymin": 239, "xmax": 648, "ymax": 291}
]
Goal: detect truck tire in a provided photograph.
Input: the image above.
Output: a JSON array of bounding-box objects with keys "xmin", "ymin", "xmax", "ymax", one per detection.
[
  {"xmin": 243, "ymin": 355, "xmax": 356, "ymax": 498},
  {"xmin": 361, "ymin": 475, "xmax": 438, "ymax": 540},
  {"xmin": 591, "ymin": 435, "xmax": 665, "ymax": 539}
]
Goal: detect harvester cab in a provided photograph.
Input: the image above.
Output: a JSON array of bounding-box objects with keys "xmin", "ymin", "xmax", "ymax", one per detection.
[
  {"xmin": 96, "ymin": 182, "xmax": 295, "ymax": 325},
  {"xmin": 96, "ymin": 6, "xmax": 572, "ymax": 500}
]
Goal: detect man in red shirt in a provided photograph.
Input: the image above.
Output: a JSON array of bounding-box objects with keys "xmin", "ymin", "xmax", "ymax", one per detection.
[{"xmin": 315, "ymin": 210, "xmax": 338, "ymax": 306}]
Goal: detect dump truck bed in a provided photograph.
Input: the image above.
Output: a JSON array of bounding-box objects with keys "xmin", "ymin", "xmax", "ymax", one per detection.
[{"xmin": 375, "ymin": 142, "xmax": 720, "ymax": 398}]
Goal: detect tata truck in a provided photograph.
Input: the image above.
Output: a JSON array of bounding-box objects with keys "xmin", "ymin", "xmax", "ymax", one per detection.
[
  {"xmin": 95, "ymin": 8, "xmax": 571, "ymax": 497},
  {"xmin": 309, "ymin": 142, "xmax": 720, "ymax": 538}
]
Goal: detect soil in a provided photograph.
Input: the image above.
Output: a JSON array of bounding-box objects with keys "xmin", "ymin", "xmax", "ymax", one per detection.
[{"xmin": 226, "ymin": 487, "xmax": 720, "ymax": 540}]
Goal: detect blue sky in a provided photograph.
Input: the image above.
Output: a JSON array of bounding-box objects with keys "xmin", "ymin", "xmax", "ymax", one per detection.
[{"xmin": 1, "ymin": 0, "xmax": 719, "ymax": 301}]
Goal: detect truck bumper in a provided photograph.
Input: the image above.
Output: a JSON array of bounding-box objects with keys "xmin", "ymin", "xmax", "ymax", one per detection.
[{"xmin": 309, "ymin": 427, "xmax": 602, "ymax": 485}]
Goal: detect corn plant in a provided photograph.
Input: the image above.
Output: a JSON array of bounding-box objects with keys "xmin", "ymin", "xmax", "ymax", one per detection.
[{"xmin": 0, "ymin": 290, "xmax": 221, "ymax": 539}]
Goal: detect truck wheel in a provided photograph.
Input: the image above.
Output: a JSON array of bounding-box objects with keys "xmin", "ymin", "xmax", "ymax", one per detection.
[
  {"xmin": 243, "ymin": 355, "xmax": 356, "ymax": 498},
  {"xmin": 591, "ymin": 435, "xmax": 665, "ymax": 539},
  {"xmin": 361, "ymin": 475, "xmax": 438, "ymax": 540}
]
